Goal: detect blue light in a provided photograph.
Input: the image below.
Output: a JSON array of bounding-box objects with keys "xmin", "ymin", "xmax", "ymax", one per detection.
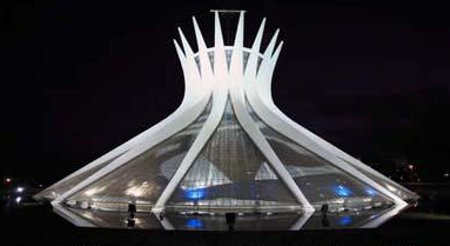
[
  {"xmin": 186, "ymin": 218, "xmax": 203, "ymax": 229},
  {"xmin": 333, "ymin": 185, "xmax": 352, "ymax": 197},
  {"xmin": 184, "ymin": 187, "xmax": 206, "ymax": 200},
  {"xmin": 365, "ymin": 188, "xmax": 377, "ymax": 197},
  {"xmin": 339, "ymin": 215, "xmax": 353, "ymax": 226}
]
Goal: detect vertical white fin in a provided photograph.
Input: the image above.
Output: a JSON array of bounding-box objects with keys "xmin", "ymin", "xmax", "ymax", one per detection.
[
  {"xmin": 178, "ymin": 28, "xmax": 201, "ymax": 85},
  {"xmin": 214, "ymin": 11, "xmax": 227, "ymax": 79},
  {"xmin": 173, "ymin": 40, "xmax": 186, "ymax": 71},
  {"xmin": 263, "ymin": 41, "xmax": 283, "ymax": 98},
  {"xmin": 271, "ymin": 41, "xmax": 284, "ymax": 64},
  {"xmin": 229, "ymin": 11, "xmax": 245, "ymax": 82},
  {"xmin": 173, "ymin": 39, "xmax": 191, "ymax": 97},
  {"xmin": 193, "ymin": 17, "xmax": 214, "ymax": 81},
  {"xmin": 177, "ymin": 28, "xmax": 194, "ymax": 57},
  {"xmin": 257, "ymin": 29, "xmax": 279, "ymax": 81},
  {"xmin": 264, "ymin": 29, "xmax": 280, "ymax": 58},
  {"xmin": 245, "ymin": 18, "xmax": 266, "ymax": 79}
]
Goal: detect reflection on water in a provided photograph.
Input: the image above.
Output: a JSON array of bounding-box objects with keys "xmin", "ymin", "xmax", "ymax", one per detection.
[
  {"xmin": 53, "ymin": 203, "xmax": 409, "ymax": 231},
  {"xmin": 3, "ymin": 184, "xmax": 449, "ymax": 245}
]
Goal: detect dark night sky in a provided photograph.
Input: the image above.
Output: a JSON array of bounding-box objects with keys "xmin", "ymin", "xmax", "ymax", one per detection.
[{"xmin": 2, "ymin": 0, "xmax": 449, "ymax": 184}]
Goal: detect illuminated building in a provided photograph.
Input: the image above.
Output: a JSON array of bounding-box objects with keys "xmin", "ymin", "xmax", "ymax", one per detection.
[{"xmin": 35, "ymin": 11, "xmax": 418, "ymax": 229}]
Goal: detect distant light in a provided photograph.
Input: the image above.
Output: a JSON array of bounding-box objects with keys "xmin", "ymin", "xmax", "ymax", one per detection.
[
  {"xmin": 186, "ymin": 218, "xmax": 203, "ymax": 229},
  {"xmin": 339, "ymin": 215, "xmax": 353, "ymax": 226},
  {"xmin": 184, "ymin": 187, "xmax": 206, "ymax": 200},
  {"xmin": 444, "ymin": 173, "xmax": 449, "ymax": 177},
  {"xmin": 333, "ymin": 185, "xmax": 352, "ymax": 197},
  {"xmin": 408, "ymin": 165, "xmax": 414, "ymax": 171},
  {"xmin": 15, "ymin": 197, "xmax": 22, "ymax": 204},
  {"xmin": 39, "ymin": 184, "xmax": 43, "ymax": 187},
  {"xmin": 5, "ymin": 178, "xmax": 12, "ymax": 183},
  {"xmin": 16, "ymin": 187, "xmax": 25, "ymax": 193},
  {"xmin": 365, "ymin": 188, "xmax": 377, "ymax": 197}
]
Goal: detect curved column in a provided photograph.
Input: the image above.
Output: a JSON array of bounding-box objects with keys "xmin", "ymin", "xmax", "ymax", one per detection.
[
  {"xmin": 256, "ymin": 41, "xmax": 417, "ymax": 200},
  {"xmin": 152, "ymin": 12, "xmax": 229, "ymax": 212},
  {"xmin": 53, "ymin": 94, "xmax": 211, "ymax": 205},
  {"xmin": 39, "ymin": 30, "xmax": 207, "ymax": 199},
  {"xmin": 229, "ymin": 12, "xmax": 314, "ymax": 213},
  {"xmin": 245, "ymin": 36, "xmax": 408, "ymax": 208},
  {"xmin": 266, "ymin": 101, "xmax": 418, "ymax": 199},
  {"xmin": 52, "ymin": 23, "xmax": 212, "ymax": 205}
]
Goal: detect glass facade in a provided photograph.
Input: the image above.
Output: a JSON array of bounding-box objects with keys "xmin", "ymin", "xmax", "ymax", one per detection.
[
  {"xmin": 66, "ymin": 100, "xmax": 212, "ymax": 211},
  {"xmin": 246, "ymin": 100, "xmax": 395, "ymax": 211},
  {"xmin": 58, "ymin": 97, "xmax": 411, "ymax": 214},
  {"xmin": 166, "ymin": 99, "xmax": 300, "ymax": 213},
  {"xmin": 38, "ymin": 155, "xmax": 122, "ymax": 200},
  {"xmin": 42, "ymin": 13, "xmax": 418, "ymax": 230},
  {"xmin": 345, "ymin": 161, "xmax": 420, "ymax": 202}
]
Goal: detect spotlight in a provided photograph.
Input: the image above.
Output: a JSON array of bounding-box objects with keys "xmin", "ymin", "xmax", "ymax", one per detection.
[
  {"xmin": 186, "ymin": 218, "xmax": 203, "ymax": 229},
  {"xmin": 333, "ymin": 185, "xmax": 352, "ymax": 197},
  {"xmin": 184, "ymin": 187, "xmax": 206, "ymax": 200},
  {"xmin": 339, "ymin": 215, "xmax": 353, "ymax": 226}
]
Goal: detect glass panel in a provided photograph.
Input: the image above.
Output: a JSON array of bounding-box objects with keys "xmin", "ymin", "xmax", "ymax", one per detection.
[
  {"xmin": 167, "ymin": 99, "xmax": 301, "ymax": 213},
  {"xmin": 246, "ymin": 100, "xmax": 395, "ymax": 211},
  {"xmin": 38, "ymin": 155, "xmax": 123, "ymax": 200},
  {"xmin": 343, "ymin": 160, "xmax": 419, "ymax": 202},
  {"xmin": 66, "ymin": 99, "xmax": 212, "ymax": 210}
]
